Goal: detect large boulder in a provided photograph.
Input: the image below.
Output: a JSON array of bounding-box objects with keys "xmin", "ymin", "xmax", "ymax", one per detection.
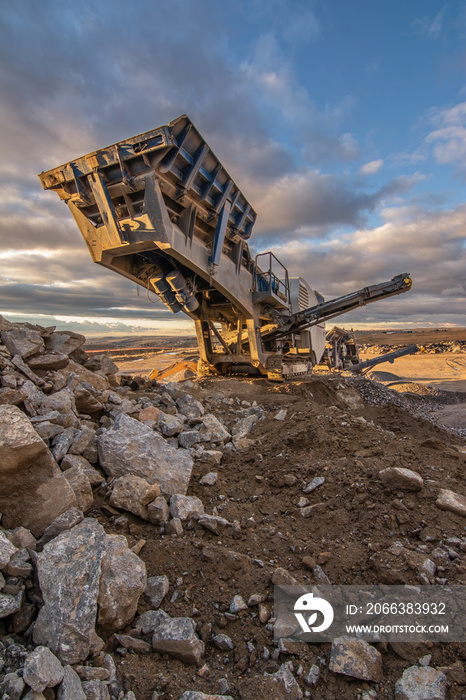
[
  {"xmin": 1, "ymin": 327, "xmax": 44, "ymax": 359},
  {"xmin": 97, "ymin": 413, "xmax": 193, "ymax": 496},
  {"xmin": 34, "ymin": 519, "xmax": 109, "ymax": 664},
  {"xmin": 57, "ymin": 359, "xmax": 109, "ymax": 393},
  {"xmin": 198, "ymin": 414, "xmax": 231, "ymax": 444},
  {"xmin": 35, "ymin": 519, "xmax": 146, "ymax": 659},
  {"xmin": 26, "ymin": 352, "xmax": 70, "ymax": 371},
  {"xmin": 0, "ymin": 405, "xmax": 76, "ymax": 535},
  {"xmin": 45, "ymin": 330, "xmax": 86, "ymax": 356},
  {"xmin": 97, "ymin": 535, "xmax": 146, "ymax": 632},
  {"xmin": 176, "ymin": 394, "xmax": 205, "ymax": 421}
]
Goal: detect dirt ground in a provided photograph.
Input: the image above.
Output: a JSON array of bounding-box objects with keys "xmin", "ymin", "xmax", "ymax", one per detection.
[{"xmin": 91, "ymin": 371, "xmax": 466, "ymax": 700}]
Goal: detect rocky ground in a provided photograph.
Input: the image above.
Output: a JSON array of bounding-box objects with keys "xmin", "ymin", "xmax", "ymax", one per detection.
[{"xmin": 0, "ymin": 316, "xmax": 465, "ymax": 700}]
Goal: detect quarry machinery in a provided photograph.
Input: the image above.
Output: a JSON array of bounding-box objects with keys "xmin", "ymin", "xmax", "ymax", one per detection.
[{"xmin": 39, "ymin": 114, "xmax": 412, "ymax": 380}]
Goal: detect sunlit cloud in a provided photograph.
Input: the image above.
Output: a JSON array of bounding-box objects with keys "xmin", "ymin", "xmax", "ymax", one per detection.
[{"xmin": 359, "ymin": 159, "xmax": 384, "ymax": 175}]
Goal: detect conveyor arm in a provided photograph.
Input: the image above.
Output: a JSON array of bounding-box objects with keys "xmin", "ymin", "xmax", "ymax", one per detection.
[{"xmin": 263, "ymin": 274, "xmax": 412, "ymax": 341}]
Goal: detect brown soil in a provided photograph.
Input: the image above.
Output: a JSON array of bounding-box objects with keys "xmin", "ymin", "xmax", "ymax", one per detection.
[{"xmin": 91, "ymin": 376, "xmax": 466, "ymax": 700}]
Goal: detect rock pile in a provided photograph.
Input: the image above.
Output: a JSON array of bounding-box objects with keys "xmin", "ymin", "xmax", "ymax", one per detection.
[
  {"xmin": 0, "ymin": 316, "xmax": 465, "ymax": 699},
  {"xmin": 0, "ymin": 317, "xmax": 265, "ymax": 698}
]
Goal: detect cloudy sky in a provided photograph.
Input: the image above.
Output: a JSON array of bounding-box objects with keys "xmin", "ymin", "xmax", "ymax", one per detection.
[{"xmin": 1, "ymin": 0, "xmax": 465, "ymax": 336}]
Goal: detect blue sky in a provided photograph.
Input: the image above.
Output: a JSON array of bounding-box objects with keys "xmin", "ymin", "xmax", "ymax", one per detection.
[{"xmin": 1, "ymin": 0, "xmax": 465, "ymax": 335}]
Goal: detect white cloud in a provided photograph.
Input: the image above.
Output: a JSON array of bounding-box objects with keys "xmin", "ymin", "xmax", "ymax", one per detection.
[
  {"xmin": 265, "ymin": 202, "xmax": 466, "ymax": 327},
  {"xmin": 426, "ymin": 102, "xmax": 466, "ymax": 168},
  {"xmin": 413, "ymin": 9, "xmax": 445, "ymax": 39},
  {"xmin": 359, "ymin": 159, "xmax": 384, "ymax": 175}
]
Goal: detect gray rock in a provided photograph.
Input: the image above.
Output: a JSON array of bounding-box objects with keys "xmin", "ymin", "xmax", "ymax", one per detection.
[
  {"xmin": 81, "ymin": 679, "xmax": 111, "ymax": 700},
  {"xmin": 63, "ymin": 466, "xmax": 94, "ymax": 513},
  {"xmin": 379, "ymin": 467, "xmax": 423, "ymax": 491},
  {"xmin": 147, "ymin": 496, "xmax": 169, "ymax": 524},
  {"xmin": 198, "ymin": 414, "xmax": 231, "ymax": 444},
  {"xmin": 39, "ymin": 507, "xmax": 84, "ymax": 546},
  {"xmin": 34, "ymin": 421, "xmax": 65, "ymax": 440},
  {"xmin": 57, "ymin": 665, "xmax": 86, "ymax": 700},
  {"xmin": 159, "ymin": 413, "xmax": 184, "ymax": 436},
  {"xmin": 274, "ymin": 409, "xmax": 287, "ymax": 421},
  {"xmin": 8, "ymin": 526, "xmax": 37, "ymax": 550},
  {"xmin": 0, "ymin": 530, "xmax": 18, "ymax": 569},
  {"xmin": 268, "ymin": 661, "xmax": 304, "ymax": 699},
  {"xmin": 114, "ymin": 634, "xmax": 152, "ymax": 654},
  {"xmin": 166, "ymin": 517, "xmax": 183, "ymax": 536},
  {"xmin": 0, "ymin": 591, "xmax": 23, "ymax": 618},
  {"xmin": 19, "ymin": 379, "xmax": 45, "ymax": 406},
  {"xmin": 197, "ymin": 514, "xmax": 230, "ymax": 535},
  {"xmin": 395, "ymin": 666, "xmax": 447, "ymax": 700},
  {"xmin": 101, "ymin": 654, "xmax": 119, "ymax": 698},
  {"xmin": 230, "ymin": 595, "xmax": 247, "ymax": 613},
  {"xmin": 169, "ymin": 494, "xmax": 205, "ymax": 521},
  {"xmin": 27, "ymin": 352, "xmax": 69, "ymax": 370},
  {"xmin": 329, "ymin": 636, "xmax": 383, "ymax": 682},
  {"xmin": 247, "ymin": 592, "xmax": 268, "ymax": 606},
  {"xmin": 61, "ymin": 455, "xmax": 104, "ymax": 486},
  {"xmin": 23, "ymin": 646, "xmax": 64, "ymax": 692},
  {"xmin": 97, "ymin": 413, "xmax": 194, "ymax": 496},
  {"xmin": 11, "ymin": 353, "xmax": 43, "ymax": 384},
  {"xmin": 52, "ymin": 428, "xmax": 79, "ymax": 461},
  {"xmin": 110, "ymin": 474, "xmax": 161, "ymax": 520},
  {"xmin": 212, "ymin": 633, "xmax": 234, "ymax": 651},
  {"xmin": 34, "ymin": 519, "xmax": 109, "ymax": 663},
  {"xmin": 197, "ymin": 449, "xmax": 223, "ymax": 466},
  {"xmin": 74, "ymin": 385, "xmax": 104, "ymax": 414},
  {"xmin": 135, "ymin": 609, "xmax": 170, "ymax": 635},
  {"xmin": 11, "ymin": 601, "xmax": 36, "ymax": 634},
  {"xmin": 144, "ymin": 575, "xmax": 169, "ymax": 609},
  {"xmin": 5, "ymin": 548, "xmax": 32, "ymax": 577},
  {"xmin": 60, "ymin": 359, "xmax": 109, "ymax": 393},
  {"xmin": 82, "ymin": 435, "xmax": 99, "ymax": 464},
  {"xmin": 303, "ymin": 476, "xmax": 325, "ymax": 493},
  {"xmin": 0, "ymin": 671, "xmax": 25, "ymax": 700},
  {"xmin": 40, "ymin": 388, "xmax": 76, "ymax": 417},
  {"xmin": 1, "ymin": 327, "xmax": 44, "ymax": 358},
  {"xmin": 178, "ymin": 430, "xmax": 201, "ymax": 449},
  {"xmin": 304, "ymin": 663, "xmax": 320, "ymax": 686},
  {"xmin": 199, "ymin": 472, "xmax": 218, "ymax": 486},
  {"xmin": 22, "ymin": 690, "xmax": 46, "ymax": 700},
  {"xmin": 97, "ymin": 535, "xmax": 146, "ymax": 632},
  {"xmin": 436, "ymin": 489, "xmax": 466, "ymax": 517},
  {"xmin": 176, "ymin": 394, "xmax": 205, "ymax": 421},
  {"xmin": 0, "ymin": 405, "xmax": 76, "ymax": 535},
  {"xmin": 84, "ymin": 354, "xmax": 118, "ymax": 376},
  {"xmin": 231, "ymin": 415, "xmax": 258, "ymax": 445},
  {"xmin": 69, "ymin": 426, "xmax": 95, "ymax": 455},
  {"xmin": 45, "ymin": 330, "xmax": 86, "ymax": 356},
  {"xmin": 152, "ymin": 613, "xmax": 205, "ymax": 664}
]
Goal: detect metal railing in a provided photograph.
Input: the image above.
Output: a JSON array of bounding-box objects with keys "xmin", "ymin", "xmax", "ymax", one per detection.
[{"xmin": 253, "ymin": 252, "xmax": 290, "ymax": 304}]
